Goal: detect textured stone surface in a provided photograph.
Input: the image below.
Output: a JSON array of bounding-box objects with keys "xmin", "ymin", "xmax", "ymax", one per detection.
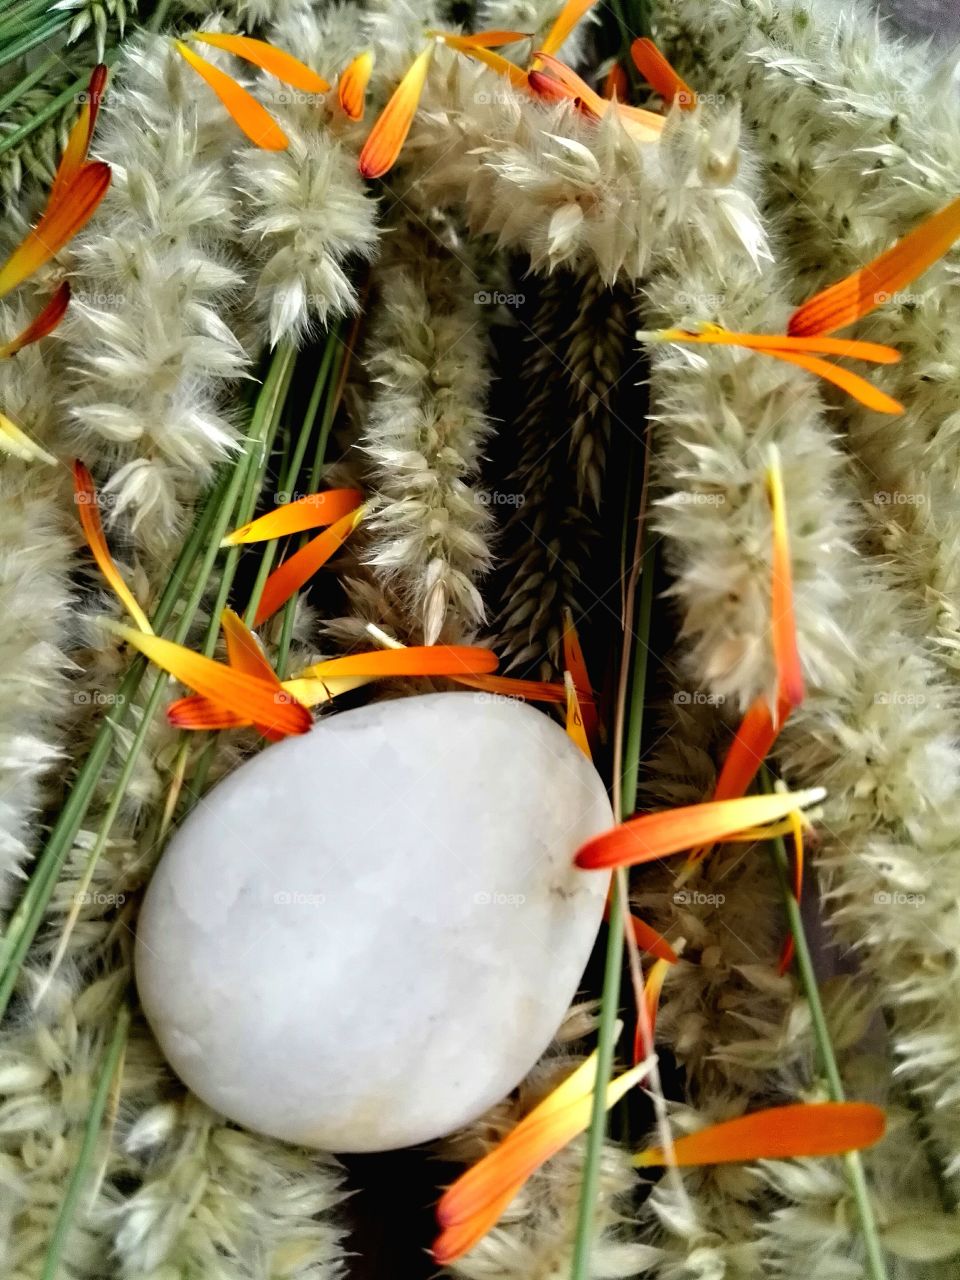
[{"xmin": 136, "ymin": 692, "xmax": 613, "ymax": 1152}]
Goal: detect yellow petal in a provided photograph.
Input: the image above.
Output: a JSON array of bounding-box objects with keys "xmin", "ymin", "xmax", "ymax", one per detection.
[
  {"xmin": 106, "ymin": 620, "xmax": 311, "ymax": 736},
  {"xmin": 358, "ymin": 44, "xmax": 434, "ymax": 179},
  {"xmin": 221, "ymin": 489, "xmax": 364, "ymax": 545},
  {"xmin": 175, "ymin": 40, "xmax": 288, "ymax": 150},
  {"xmin": 634, "ymin": 1102, "xmax": 885, "ymax": 1167},
  {"xmin": 0, "ymin": 412, "xmax": 56, "ymax": 465},
  {"xmin": 338, "ymin": 50, "xmax": 373, "ymax": 120},
  {"xmin": 254, "ymin": 505, "xmax": 364, "ymax": 625},
  {"xmin": 562, "ymin": 607, "xmax": 598, "ymax": 746},
  {"xmin": 634, "ymin": 956, "xmax": 670, "ymax": 1063},
  {"xmin": 788, "ymin": 194, "xmax": 960, "ymax": 336},
  {"xmin": 0, "ymin": 162, "xmax": 111, "ymax": 299},
  {"xmin": 73, "ymin": 460, "xmax": 153, "ymax": 634},
  {"xmin": 191, "ymin": 31, "xmax": 329, "ymax": 92},
  {"xmin": 574, "ymin": 788, "xmax": 825, "ymax": 870},
  {"xmin": 0, "ymin": 281, "xmax": 71, "ymax": 358},
  {"xmin": 539, "ymin": 0, "xmax": 599, "ymax": 58}
]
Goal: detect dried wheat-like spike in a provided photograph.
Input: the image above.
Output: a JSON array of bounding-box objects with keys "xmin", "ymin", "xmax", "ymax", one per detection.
[
  {"xmin": 493, "ymin": 269, "xmax": 636, "ymax": 677},
  {"xmin": 359, "ymin": 212, "xmax": 494, "ymax": 645}
]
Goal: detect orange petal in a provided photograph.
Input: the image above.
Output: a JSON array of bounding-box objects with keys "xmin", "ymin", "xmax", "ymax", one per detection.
[
  {"xmin": 253, "ymin": 505, "xmax": 364, "ymax": 626},
  {"xmin": 434, "ymin": 29, "xmax": 530, "ymax": 47},
  {"xmin": 338, "ymin": 50, "xmax": 373, "ymax": 120},
  {"xmin": 298, "ymin": 644, "xmax": 498, "ymax": 682},
  {"xmin": 564, "ymin": 671, "xmax": 592, "ymax": 760},
  {"xmin": 167, "ymin": 694, "xmax": 250, "ymax": 731},
  {"xmin": 222, "ymin": 489, "xmax": 364, "ymax": 545},
  {"xmin": 653, "ymin": 326, "xmax": 900, "ymax": 364},
  {"xmin": 0, "ymin": 282, "xmax": 70, "ymax": 358},
  {"xmin": 634, "ymin": 956, "xmax": 670, "ymax": 1063},
  {"xmin": 788, "ymin": 194, "xmax": 960, "ymax": 336},
  {"xmin": 358, "ymin": 44, "xmax": 433, "ymax": 180},
  {"xmin": 452, "ymin": 673, "xmax": 567, "ymax": 703},
  {"xmin": 532, "ymin": 53, "xmax": 665, "ymax": 139},
  {"xmin": 191, "ymin": 32, "xmax": 329, "ymax": 92},
  {"xmin": 767, "ymin": 448, "xmax": 804, "ymax": 711},
  {"xmin": 0, "ymin": 162, "xmax": 110, "ymax": 299},
  {"xmin": 539, "ymin": 0, "xmax": 599, "ymax": 57},
  {"xmin": 73, "ymin": 459, "xmax": 153, "ymax": 635},
  {"xmin": 562, "ymin": 608, "xmax": 599, "ymax": 746},
  {"xmin": 175, "ymin": 40, "xmax": 288, "ymax": 150},
  {"xmin": 106, "ymin": 620, "xmax": 311, "ymax": 736},
  {"xmin": 574, "ymin": 788, "xmax": 825, "ymax": 870},
  {"xmin": 628, "ymin": 912, "xmax": 678, "ymax": 964},
  {"xmin": 767, "ymin": 349, "xmax": 904, "ymax": 415},
  {"xmin": 440, "ymin": 36, "xmax": 530, "ymax": 87},
  {"xmin": 48, "ymin": 64, "xmax": 107, "ymax": 210},
  {"xmin": 432, "ymin": 1183, "xmax": 521, "ymax": 1265},
  {"xmin": 714, "ymin": 696, "xmax": 779, "ymax": 802},
  {"xmin": 436, "ymin": 1053, "xmax": 645, "ymax": 1252},
  {"xmin": 0, "ymin": 412, "xmax": 56, "ymax": 465},
  {"xmin": 778, "ymin": 809, "xmax": 805, "ymax": 975},
  {"xmin": 602, "ymin": 61, "xmax": 628, "ymax": 99},
  {"xmin": 630, "ymin": 38, "xmax": 695, "ymax": 108},
  {"xmin": 634, "ymin": 1102, "xmax": 885, "ymax": 1167}
]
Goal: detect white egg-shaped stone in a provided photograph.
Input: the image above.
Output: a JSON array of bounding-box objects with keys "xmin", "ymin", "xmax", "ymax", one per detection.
[{"xmin": 135, "ymin": 691, "xmax": 612, "ymax": 1152}]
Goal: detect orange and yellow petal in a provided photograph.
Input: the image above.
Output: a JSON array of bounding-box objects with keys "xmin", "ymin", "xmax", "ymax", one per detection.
[
  {"xmin": 106, "ymin": 620, "xmax": 311, "ymax": 736},
  {"xmin": 338, "ymin": 50, "xmax": 373, "ymax": 120},
  {"xmin": 652, "ymin": 325, "xmax": 900, "ymax": 364},
  {"xmin": 0, "ymin": 412, "xmax": 56, "ymax": 465},
  {"xmin": 434, "ymin": 1051, "xmax": 645, "ymax": 1261},
  {"xmin": 634, "ymin": 1101, "xmax": 885, "ymax": 1167},
  {"xmin": 788, "ymin": 194, "xmax": 960, "ymax": 336},
  {"xmin": 0, "ymin": 281, "xmax": 71, "ymax": 358},
  {"xmin": 768, "ymin": 349, "xmax": 904, "ymax": 415},
  {"xmin": 221, "ymin": 488, "xmax": 364, "ymax": 545},
  {"xmin": 73, "ymin": 459, "xmax": 153, "ymax": 635},
  {"xmin": 634, "ymin": 956, "xmax": 671, "ymax": 1063},
  {"xmin": 562, "ymin": 608, "xmax": 599, "ymax": 747},
  {"xmin": 574, "ymin": 788, "xmax": 825, "ymax": 870},
  {"xmin": 431, "ymin": 29, "xmax": 530, "ymax": 47},
  {"xmin": 191, "ymin": 31, "xmax": 329, "ymax": 92},
  {"xmin": 538, "ymin": 0, "xmax": 599, "ymax": 58},
  {"xmin": 452, "ymin": 673, "xmax": 566, "ymax": 703},
  {"xmin": 48, "ymin": 63, "xmax": 107, "ymax": 210},
  {"xmin": 167, "ymin": 694, "xmax": 250, "ymax": 731},
  {"xmin": 0, "ymin": 162, "xmax": 111, "ymax": 299},
  {"xmin": 778, "ymin": 809, "xmax": 805, "ymax": 975},
  {"xmin": 602, "ymin": 61, "xmax": 628, "ymax": 99},
  {"xmin": 630, "ymin": 38, "xmax": 695, "ymax": 108},
  {"xmin": 564, "ymin": 671, "xmax": 591, "ymax": 760},
  {"xmin": 219, "ymin": 607, "xmax": 291, "ymax": 741},
  {"xmin": 626, "ymin": 912, "xmax": 678, "ymax": 964},
  {"xmin": 439, "ymin": 35, "xmax": 529, "ymax": 87},
  {"xmin": 175, "ymin": 40, "xmax": 288, "ymax": 150},
  {"xmin": 253, "ymin": 504, "xmax": 364, "ymax": 625},
  {"xmin": 531, "ymin": 53, "xmax": 665, "ymax": 139},
  {"xmin": 358, "ymin": 44, "xmax": 433, "ymax": 180},
  {"xmin": 767, "ymin": 448, "xmax": 804, "ymax": 711},
  {"xmin": 297, "ymin": 644, "xmax": 498, "ymax": 683}
]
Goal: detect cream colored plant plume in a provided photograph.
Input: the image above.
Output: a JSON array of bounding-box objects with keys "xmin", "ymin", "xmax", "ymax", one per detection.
[
  {"xmin": 64, "ymin": 31, "xmax": 250, "ymax": 556},
  {"xmin": 655, "ymin": 0, "xmax": 960, "ymax": 680}
]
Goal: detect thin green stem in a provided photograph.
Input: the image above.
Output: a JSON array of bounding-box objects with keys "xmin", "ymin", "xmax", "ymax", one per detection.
[
  {"xmin": 0, "ymin": 49, "xmax": 57, "ymax": 114},
  {"xmin": 41, "ymin": 1002, "xmax": 129, "ymax": 1280},
  {"xmin": 763, "ymin": 767, "xmax": 888, "ymax": 1280},
  {"xmin": 0, "ymin": 0, "xmax": 60, "ymax": 42},
  {"xmin": 0, "ymin": 15, "xmax": 70, "ymax": 70}
]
